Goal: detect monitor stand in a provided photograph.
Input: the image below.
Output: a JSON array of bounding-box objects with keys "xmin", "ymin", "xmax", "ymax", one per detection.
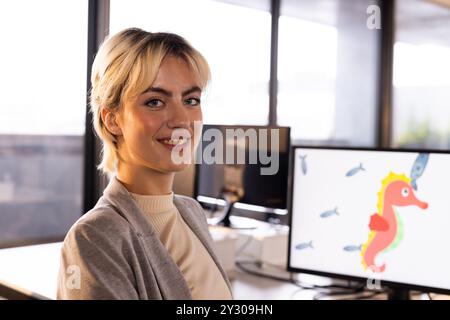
[
  {"xmin": 387, "ymin": 288, "xmax": 410, "ymax": 300},
  {"xmin": 213, "ymin": 191, "xmax": 256, "ymax": 229}
]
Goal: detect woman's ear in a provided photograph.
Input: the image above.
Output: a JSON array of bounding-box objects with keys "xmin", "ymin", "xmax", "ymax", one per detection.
[{"xmin": 101, "ymin": 108, "xmax": 123, "ymax": 136}]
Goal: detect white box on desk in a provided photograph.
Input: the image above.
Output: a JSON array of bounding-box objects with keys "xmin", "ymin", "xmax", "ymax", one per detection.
[{"xmin": 236, "ymin": 223, "xmax": 289, "ymax": 269}]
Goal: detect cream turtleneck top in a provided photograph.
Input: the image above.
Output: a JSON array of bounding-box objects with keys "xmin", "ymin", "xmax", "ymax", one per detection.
[{"xmin": 130, "ymin": 192, "xmax": 232, "ymax": 300}]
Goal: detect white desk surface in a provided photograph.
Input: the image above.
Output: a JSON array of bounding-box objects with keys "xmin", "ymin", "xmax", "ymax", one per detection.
[
  {"xmin": 231, "ymin": 266, "xmax": 450, "ymax": 300},
  {"xmin": 0, "ymin": 241, "xmax": 361, "ymax": 300},
  {"xmin": 0, "ymin": 242, "xmax": 62, "ymax": 299},
  {"xmin": 1, "ymin": 240, "xmax": 449, "ymax": 300}
]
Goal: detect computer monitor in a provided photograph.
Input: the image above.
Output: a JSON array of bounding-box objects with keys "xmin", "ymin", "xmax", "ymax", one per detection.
[
  {"xmin": 194, "ymin": 125, "xmax": 290, "ymax": 228},
  {"xmin": 287, "ymin": 146, "xmax": 450, "ymax": 299}
]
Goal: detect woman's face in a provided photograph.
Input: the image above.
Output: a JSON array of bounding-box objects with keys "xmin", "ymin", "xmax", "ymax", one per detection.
[{"xmin": 115, "ymin": 55, "xmax": 203, "ymax": 173}]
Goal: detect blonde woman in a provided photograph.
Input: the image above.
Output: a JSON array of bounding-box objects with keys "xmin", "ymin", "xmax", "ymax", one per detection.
[{"xmin": 57, "ymin": 28, "xmax": 233, "ymax": 300}]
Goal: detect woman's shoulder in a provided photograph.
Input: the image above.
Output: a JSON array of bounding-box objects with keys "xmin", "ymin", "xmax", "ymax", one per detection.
[
  {"xmin": 173, "ymin": 194, "xmax": 210, "ymax": 230},
  {"xmin": 63, "ymin": 200, "xmax": 133, "ymax": 247},
  {"xmin": 173, "ymin": 193, "xmax": 199, "ymax": 204},
  {"xmin": 173, "ymin": 194, "xmax": 204, "ymax": 214}
]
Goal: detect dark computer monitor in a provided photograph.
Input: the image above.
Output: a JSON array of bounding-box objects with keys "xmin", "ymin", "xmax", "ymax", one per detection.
[
  {"xmin": 287, "ymin": 146, "xmax": 450, "ymax": 299},
  {"xmin": 194, "ymin": 125, "xmax": 290, "ymax": 228}
]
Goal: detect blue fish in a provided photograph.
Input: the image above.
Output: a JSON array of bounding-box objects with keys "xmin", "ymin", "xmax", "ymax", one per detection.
[
  {"xmin": 343, "ymin": 244, "xmax": 362, "ymax": 252},
  {"xmin": 299, "ymin": 155, "xmax": 307, "ymax": 175},
  {"xmin": 320, "ymin": 207, "xmax": 339, "ymax": 218},
  {"xmin": 295, "ymin": 241, "xmax": 314, "ymax": 250},
  {"xmin": 410, "ymin": 153, "xmax": 429, "ymax": 191},
  {"xmin": 346, "ymin": 163, "xmax": 365, "ymax": 177}
]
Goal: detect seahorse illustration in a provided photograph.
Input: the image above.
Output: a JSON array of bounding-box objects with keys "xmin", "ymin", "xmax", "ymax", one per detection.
[{"xmin": 361, "ymin": 172, "xmax": 428, "ymax": 273}]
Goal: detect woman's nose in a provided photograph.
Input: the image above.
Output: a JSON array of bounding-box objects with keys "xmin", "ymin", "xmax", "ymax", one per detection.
[{"xmin": 167, "ymin": 103, "xmax": 189, "ymax": 129}]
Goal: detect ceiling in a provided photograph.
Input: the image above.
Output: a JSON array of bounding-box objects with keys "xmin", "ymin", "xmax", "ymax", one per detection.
[
  {"xmin": 215, "ymin": 0, "xmax": 450, "ymax": 47},
  {"xmin": 396, "ymin": 0, "xmax": 450, "ymax": 47}
]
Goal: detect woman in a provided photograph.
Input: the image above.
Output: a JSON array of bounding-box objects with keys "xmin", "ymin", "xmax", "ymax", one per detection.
[{"xmin": 57, "ymin": 28, "xmax": 233, "ymax": 300}]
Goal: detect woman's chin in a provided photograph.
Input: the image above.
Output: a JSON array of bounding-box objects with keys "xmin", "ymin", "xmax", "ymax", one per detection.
[
  {"xmin": 172, "ymin": 163, "xmax": 190, "ymax": 172},
  {"xmin": 163, "ymin": 161, "xmax": 191, "ymax": 173}
]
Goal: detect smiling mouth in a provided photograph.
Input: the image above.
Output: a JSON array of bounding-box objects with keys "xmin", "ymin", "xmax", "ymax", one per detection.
[{"xmin": 157, "ymin": 137, "xmax": 191, "ymax": 148}]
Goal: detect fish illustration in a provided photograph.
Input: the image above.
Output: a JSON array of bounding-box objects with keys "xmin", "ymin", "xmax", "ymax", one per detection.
[
  {"xmin": 343, "ymin": 244, "xmax": 362, "ymax": 252},
  {"xmin": 346, "ymin": 163, "xmax": 365, "ymax": 177},
  {"xmin": 299, "ymin": 155, "xmax": 307, "ymax": 175},
  {"xmin": 295, "ymin": 241, "xmax": 314, "ymax": 250},
  {"xmin": 320, "ymin": 207, "xmax": 339, "ymax": 218},
  {"xmin": 410, "ymin": 153, "xmax": 429, "ymax": 191}
]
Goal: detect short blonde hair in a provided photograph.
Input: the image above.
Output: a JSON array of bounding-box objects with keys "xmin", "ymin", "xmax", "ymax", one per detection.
[{"xmin": 90, "ymin": 28, "xmax": 211, "ymax": 177}]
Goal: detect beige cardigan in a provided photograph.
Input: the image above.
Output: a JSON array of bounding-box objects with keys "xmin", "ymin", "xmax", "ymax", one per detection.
[{"xmin": 57, "ymin": 176, "xmax": 232, "ymax": 299}]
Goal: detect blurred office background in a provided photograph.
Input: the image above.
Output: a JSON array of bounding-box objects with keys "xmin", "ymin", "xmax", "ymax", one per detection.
[{"xmin": 0, "ymin": 0, "xmax": 449, "ymax": 248}]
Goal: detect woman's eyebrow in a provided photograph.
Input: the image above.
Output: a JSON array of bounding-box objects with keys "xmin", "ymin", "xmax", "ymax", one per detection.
[
  {"xmin": 182, "ymin": 86, "xmax": 202, "ymax": 96},
  {"xmin": 142, "ymin": 86, "xmax": 201, "ymax": 97}
]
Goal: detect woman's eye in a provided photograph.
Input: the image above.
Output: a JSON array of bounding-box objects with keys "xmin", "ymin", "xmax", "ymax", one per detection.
[
  {"xmin": 145, "ymin": 99, "xmax": 164, "ymax": 108},
  {"xmin": 401, "ymin": 188, "xmax": 409, "ymax": 197},
  {"xmin": 185, "ymin": 98, "xmax": 200, "ymax": 106}
]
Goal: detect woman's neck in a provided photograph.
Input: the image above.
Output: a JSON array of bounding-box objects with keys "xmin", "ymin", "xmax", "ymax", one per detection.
[{"xmin": 116, "ymin": 163, "xmax": 175, "ymax": 196}]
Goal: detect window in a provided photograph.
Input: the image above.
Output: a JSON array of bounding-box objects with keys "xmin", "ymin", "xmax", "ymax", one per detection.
[
  {"xmin": 0, "ymin": 0, "xmax": 88, "ymax": 247},
  {"xmin": 110, "ymin": 0, "xmax": 272, "ymax": 125},
  {"xmin": 277, "ymin": 0, "xmax": 381, "ymax": 146},
  {"xmin": 393, "ymin": 0, "xmax": 450, "ymax": 149}
]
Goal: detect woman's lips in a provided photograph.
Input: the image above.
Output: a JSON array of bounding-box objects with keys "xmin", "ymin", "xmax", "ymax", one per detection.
[{"xmin": 157, "ymin": 138, "xmax": 191, "ymax": 151}]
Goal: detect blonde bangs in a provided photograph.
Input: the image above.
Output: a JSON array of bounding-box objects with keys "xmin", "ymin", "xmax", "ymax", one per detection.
[
  {"xmin": 122, "ymin": 46, "xmax": 165, "ymax": 101},
  {"xmin": 124, "ymin": 45, "xmax": 211, "ymax": 101}
]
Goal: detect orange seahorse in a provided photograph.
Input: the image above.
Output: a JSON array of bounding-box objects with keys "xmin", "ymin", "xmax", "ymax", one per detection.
[{"xmin": 361, "ymin": 172, "xmax": 428, "ymax": 273}]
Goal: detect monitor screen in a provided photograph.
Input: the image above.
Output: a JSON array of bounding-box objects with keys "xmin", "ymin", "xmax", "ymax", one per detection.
[
  {"xmin": 288, "ymin": 146, "xmax": 450, "ymax": 293},
  {"xmin": 194, "ymin": 125, "xmax": 290, "ymax": 215}
]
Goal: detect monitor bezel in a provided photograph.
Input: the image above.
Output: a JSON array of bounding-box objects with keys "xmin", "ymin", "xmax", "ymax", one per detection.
[{"xmin": 287, "ymin": 145, "xmax": 450, "ymax": 295}]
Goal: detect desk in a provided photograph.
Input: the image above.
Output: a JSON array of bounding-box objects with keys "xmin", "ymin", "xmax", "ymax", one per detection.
[
  {"xmin": 232, "ymin": 267, "xmax": 450, "ymax": 300},
  {"xmin": 0, "ymin": 241, "xmax": 350, "ymax": 300},
  {"xmin": 0, "ymin": 242, "xmax": 61, "ymax": 299},
  {"xmin": 232, "ymin": 267, "xmax": 319, "ymax": 300},
  {"xmin": 0, "ymin": 238, "xmax": 449, "ymax": 300}
]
